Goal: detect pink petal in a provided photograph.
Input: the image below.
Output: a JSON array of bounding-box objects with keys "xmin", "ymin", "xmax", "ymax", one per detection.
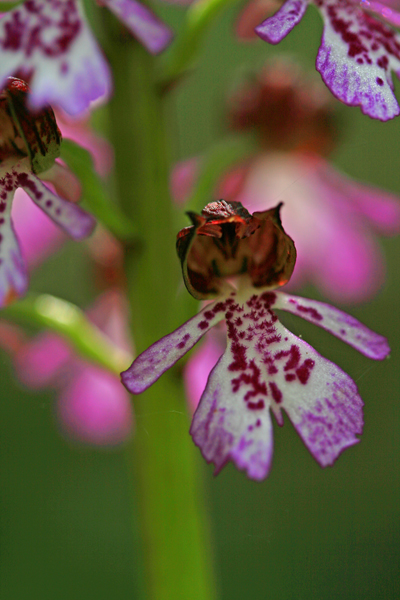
[
  {"xmin": 170, "ymin": 158, "xmax": 199, "ymax": 206},
  {"xmin": 103, "ymin": 0, "xmax": 173, "ymax": 54},
  {"xmin": 19, "ymin": 167, "xmax": 96, "ymax": 240},
  {"xmin": 121, "ymin": 299, "xmax": 227, "ymax": 394},
  {"xmin": 318, "ymin": 163, "xmax": 400, "ymax": 234},
  {"xmin": 57, "ymin": 366, "xmax": 133, "ymax": 446},
  {"xmin": 315, "ymin": 0, "xmax": 400, "ymax": 120},
  {"xmin": 0, "ymin": 0, "xmax": 111, "ymax": 115},
  {"xmin": 274, "ymin": 291, "xmax": 390, "ymax": 360},
  {"xmin": 12, "ymin": 189, "xmax": 65, "ymax": 268},
  {"xmin": 184, "ymin": 329, "xmax": 225, "ymax": 412},
  {"xmin": 14, "ymin": 332, "xmax": 72, "ymax": 388},
  {"xmin": 255, "ymin": 0, "xmax": 308, "ymax": 43}
]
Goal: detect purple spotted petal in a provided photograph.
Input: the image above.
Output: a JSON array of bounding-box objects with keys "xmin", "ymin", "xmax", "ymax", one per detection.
[
  {"xmin": 315, "ymin": 0, "xmax": 400, "ymax": 120},
  {"xmin": 274, "ymin": 323, "xmax": 363, "ymax": 467},
  {"xmin": 255, "ymin": 0, "xmax": 308, "ymax": 44},
  {"xmin": 19, "ymin": 168, "xmax": 95, "ymax": 240},
  {"xmin": 0, "ymin": 0, "xmax": 111, "ymax": 115},
  {"xmin": 121, "ymin": 299, "xmax": 228, "ymax": 394},
  {"xmin": 103, "ymin": 0, "xmax": 173, "ymax": 54},
  {"xmin": 191, "ymin": 290, "xmax": 363, "ymax": 478},
  {"xmin": 0, "ymin": 199, "xmax": 28, "ymax": 306},
  {"xmin": 274, "ymin": 291, "xmax": 390, "ymax": 360}
]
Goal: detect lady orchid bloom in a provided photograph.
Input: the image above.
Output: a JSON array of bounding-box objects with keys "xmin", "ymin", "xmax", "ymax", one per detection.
[
  {"xmin": 121, "ymin": 200, "xmax": 389, "ymax": 481},
  {"xmin": 172, "ymin": 61, "xmax": 400, "ymax": 302},
  {"xmin": 255, "ymin": 0, "xmax": 400, "ymax": 120},
  {"xmin": 0, "ymin": 0, "xmax": 173, "ymax": 115},
  {"xmin": 0, "ymin": 77, "xmax": 95, "ymax": 306}
]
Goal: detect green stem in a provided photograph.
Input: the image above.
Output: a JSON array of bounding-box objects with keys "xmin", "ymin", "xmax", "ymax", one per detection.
[{"xmin": 106, "ymin": 24, "xmax": 218, "ymax": 600}]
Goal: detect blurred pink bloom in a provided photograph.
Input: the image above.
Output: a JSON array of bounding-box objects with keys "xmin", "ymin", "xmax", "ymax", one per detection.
[
  {"xmin": 172, "ymin": 61, "xmax": 400, "ymax": 303},
  {"xmin": 13, "ymin": 289, "xmax": 134, "ymax": 446}
]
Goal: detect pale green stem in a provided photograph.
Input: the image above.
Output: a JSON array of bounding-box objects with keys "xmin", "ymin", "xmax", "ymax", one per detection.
[
  {"xmin": 3, "ymin": 293, "xmax": 131, "ymax": 374},
  {"xmin": 105, "ymin": 23, "xmax": 218, "ymax": 600}
]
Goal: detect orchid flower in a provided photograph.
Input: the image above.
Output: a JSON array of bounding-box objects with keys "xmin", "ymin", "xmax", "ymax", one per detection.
[
  {"xmin": 0, "ymin": 78, "xmax": 95, "ymax": 306},
  {"xmin": 255, "ymin": 0, "xmax": 400, "ymax": 120},
  {"xmin": 121, "ymin": 200, "xmax": 389, "ymax": 480},
  {"xmin": 0, "ymin": 0, "xmax": 173, "ymax": 115}
]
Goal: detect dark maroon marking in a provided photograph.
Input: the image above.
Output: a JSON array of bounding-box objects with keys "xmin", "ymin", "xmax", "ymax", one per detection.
[
  {"xmin": 177, "ymin": 333, "xmax": 191, "ymax": 349},
  {"xmin": 296, "ymin": 358, "xmax": 315, "ymax": 385},
  {"xmin": 0, "ymin": 204, "xmax": 5, "ymax": 213},
  {"xmin": 376, "ymin": 77, "xmax": 384, "ymax": 86},
  {"xmin": 0, "ymin": 218, "xmax": 4, "ymax": 225},
  {"xmin": 269, "ymin": 382, "xmax": 282, "ymax": 404},
  {"xmin": 228, "ymin": 341, "xmax": 247, "ymax": 372},
  {"xmin": 225, "ymin": 311, "xmax": 233, "ymax": 319},
  {"xmin": 45, "ymin": 199, "xmax": 52, "ymax": 207},
  {"xmin": 198, "ymin": 320, "xmax": 208, "ymax": 330},
  {"xmin": 256, "ymin": 419, "xmax": 261, "ymax": 427},
  {"xmin": 16, "ymin": 173, "xmax": 43, "ymax": 199},
  {"xmin": 275, "ymin": 345, "xmax": 301, "ymax": 371},
  {"xmin": 285, "ymin": 373, "xmax": 296, "ymax": 382},
  {"xmin": 235, "ymin": 317, "xmax": 243, "ymax": 326},
  {"xmin": 296, "ymin": 305, "xmax": 323, "ymax": 321},
  {"xmin": 377, "ymin": 55, "xmax": 389, "ymax": 69},
  {"xmin": 0, "ymin": 192, "xmax": 6, "ymax": 200},
  {"xmin": 340, "ymin": 329, "xmax": 346, "ymax": 335},
  {"xmin": 247, "ymin": 400, "xmax": 265, "ymax": 410},
  {"xmin": 204, "ymin": 310, "xmax": 214, "ymax": 320}
]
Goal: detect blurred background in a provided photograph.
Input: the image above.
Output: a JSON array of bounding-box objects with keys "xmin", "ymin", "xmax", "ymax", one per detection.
[{"xmin": 0, "ymin": 4, "xmax": 399, "ymax": 599}]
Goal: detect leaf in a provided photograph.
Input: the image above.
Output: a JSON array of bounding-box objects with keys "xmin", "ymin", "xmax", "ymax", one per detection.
[{"xmin": 60, "ymin": 139, "xmax": 136, "ymax": 241}]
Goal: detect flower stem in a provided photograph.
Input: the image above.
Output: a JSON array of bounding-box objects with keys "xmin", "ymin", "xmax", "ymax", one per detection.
[{"xmin": 106, "ymin": 24, "xmax": 218, "ymax": 600}]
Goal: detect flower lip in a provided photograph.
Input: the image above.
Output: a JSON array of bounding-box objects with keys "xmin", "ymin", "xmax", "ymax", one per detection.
[{"xmin": 176, "ymin": 200, "xmax": 296, "ymax": 299}]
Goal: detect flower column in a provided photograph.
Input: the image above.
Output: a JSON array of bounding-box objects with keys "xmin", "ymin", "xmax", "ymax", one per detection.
[{"xmin": 105, "ymin": 18, "xmax": 218, "ymax": 600}]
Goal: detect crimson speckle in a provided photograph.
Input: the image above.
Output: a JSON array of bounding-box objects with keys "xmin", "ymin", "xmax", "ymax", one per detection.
[
  {"xmin": 376, "ymin": 77, "xmax": 384, "ymax": 86},
  {"xmin": 270, "ymin": 381, "xmax": 282, "ymax": 403},
  {"xmin": 296, "ymin": 305, "xmax": 323, "ymax": 321}
]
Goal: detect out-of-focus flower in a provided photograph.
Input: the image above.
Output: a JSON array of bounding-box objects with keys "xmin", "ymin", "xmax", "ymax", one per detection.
[
  {"xmin": 121, "ymin": 200, "xmax": 389, "ymax": 480},
  {"xmin": 254, "ymin": 0, "xmax": 400, "ymax": 120},
  {"xmin": 173, "ymin": 61, "xmax": 400, "ymax": 302},
  {"xmin": 0, "ymin": 78, "xmax": 95, "ymax": 306},
  {"xmin": 0, "ymin": 0, "xmax": 173, "ymax": 115},
  {"xmin": 12, "ymin": 289, "xmax": 134, "ymax": 446}
]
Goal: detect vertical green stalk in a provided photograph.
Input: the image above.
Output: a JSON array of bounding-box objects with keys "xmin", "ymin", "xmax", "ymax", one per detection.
[{"xmin": 106, "ymin": 23, "xmax": 218, "ymax": 600}]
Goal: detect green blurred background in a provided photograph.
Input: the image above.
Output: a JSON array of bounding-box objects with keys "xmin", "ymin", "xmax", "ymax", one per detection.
[{"xmin": 0, "ymin": 4, "xmax": 399, "ymax": 599}]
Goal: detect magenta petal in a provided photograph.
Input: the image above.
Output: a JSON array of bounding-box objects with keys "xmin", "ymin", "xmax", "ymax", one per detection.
[
  {"xmin": 184, "ymin": 330, "xmax": 225, "ymax": 412},
  {"xmin": 0, "ymin": 0, "xmax": 111, "ymax": 115},
  {"xmin": 58, "ymin": 366, "xmax": 133, "ymax": 446},
  {"xmin": 315, "ymin": 0, "xmax": 400, "ymax": 120},
  {"xmin": 121, "ymin": 300, "xmax": 226, "ymax": 394},
  {"xmin": 103, "ymin": 0, "xmax": 173, "ymax": 54},
  {"xmin": 255, "ymin": 0, "xmax": 308, "ymax": 43},
  {"xmin": 274, "ymin": 291, "xmax": 390, "ymax": 360},
  {"xmin": 15, "ymin": 332, "xmax": 71, "ymax": 388},
  {"xmin": 20, "ymin": 170, "xmax": 95, "ymax": 240}
]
